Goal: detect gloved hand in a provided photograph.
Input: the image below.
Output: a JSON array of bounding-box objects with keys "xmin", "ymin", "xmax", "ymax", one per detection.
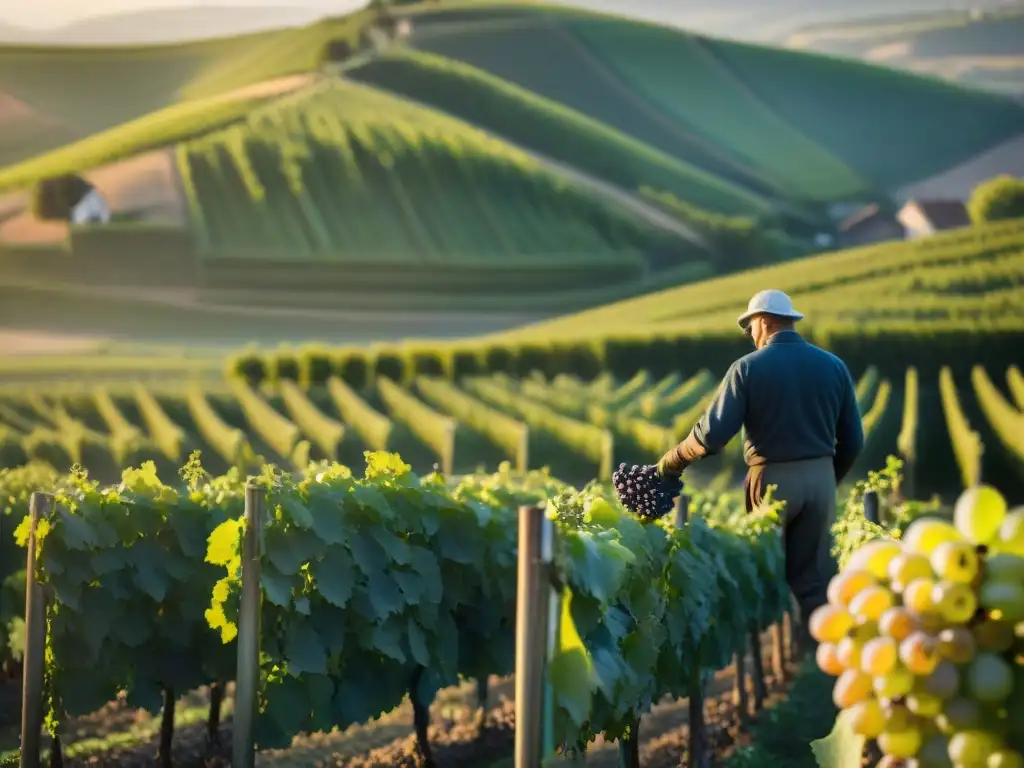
[{"xmin": 656, "ymin": 448, "xmax": 687, "ymax": 478}]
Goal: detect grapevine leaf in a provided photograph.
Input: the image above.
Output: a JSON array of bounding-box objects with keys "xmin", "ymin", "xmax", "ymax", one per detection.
[
  {"xmin": 261, "ymin": 565, "xmax": 293, "ymax": 606},
  {"xmin": 408, "ymin": 546, "xmax": 442, "ymax": 604},
  {"xmin": 810, "ymin": 710, "xmax": 865, "ymax": 768},
  {"xmin": 363, "ymin": 569, "xmax": 404, "ymax": 619},
  {"xmin": 266, "ymin": 527, "xmax": 322, "ymax": 576},
  {"xmin": 392, "ymin": 570, "xmax": 424, "ymax": 605},
  {"xmin": 307, "ymin": 674, "xmax": 335, "ymax": 734},
  {"xmin": 370, "ymin": 528, "xmax": 412, "ymax": 565},
  {"xmin": 349, "ymin": 529, "xmax": 387, "ymax": 574},
  {"xmin": 371, "ymin": 622, "xmax": 406, "ymax": 663},
  {"xmin": 266, "ymin": 675, "xmax": 309, "ymax": 737},
  {"xmin": 308, "ymin": 498, "xmax": 348, "ymax": 544},
  {"xmin": 407, "ymin": 618, "xmax": 430, "ymax": 667},
  {"xmin": 132, "ymin": 541, "xmax": 170, "ymax": 602},
  {"xmin": 280, "ymin": 496, "xmax": 314, "ymax": 529},
  {"xmin": 311, "ymin": 546, "xmax": 356, "ymax": 608},
  {"xmin": 207, "ymin": 519, "xmax": 243, "ymax": 567},
  {"xmin": 285, "ymin": 619, "xmax": 327, "ymax": 676},
  {"xmin": 294, "ymin": 596, "xmax": 311, "ymax": 615},
  {"xmin": 549, "ymin": 590, "xmax": 593, "ymax": 728},
  {"xmin": 59, "ymin": 508, "xmax": 97, "ymax": 550}
]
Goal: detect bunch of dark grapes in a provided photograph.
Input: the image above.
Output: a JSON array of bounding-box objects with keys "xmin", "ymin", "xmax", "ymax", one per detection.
[{"xmin": 612, "ymin": 463, "xmax": 683, "ymax": 522}]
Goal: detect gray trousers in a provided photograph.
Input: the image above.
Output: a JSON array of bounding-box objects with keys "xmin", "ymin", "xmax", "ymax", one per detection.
[{"xmin": 745, "ymin": 456, "xmax": 838, "ymax": 627}]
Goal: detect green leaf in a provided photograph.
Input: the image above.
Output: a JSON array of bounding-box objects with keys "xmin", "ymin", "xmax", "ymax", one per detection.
[
  {"xmin": 371, "ymin": 528, "xmax": 412, "ymax": 565},
  {"xmin": 266, "ymin": 527, "xmax": 322, "ymax": 576},
  {"xmin": 408, "ymin": 546, "xmax": 442, "ymax": 604},
  {"xmin": 371, "ymin": 621, "xmax": 406, "ymax": 663},
  {"xmin": 132, "ymin": 540, "xmax": 170, "ymax": 602},
  {"xmin": 349, "ymin": 529, "xmax": 387, "ymax": 574},
  {"xmin": 810, "ymin": 710, "xmax": 865, "ymax": 768},
  {"xmin": 364, "ymin": 569, "xmax": 404, "ymax": 620},
  {"xmin": 266, "ymin": 675, "xmax": 309, "ymax": 737},
  {"xmin": 549, "ymin": 590, "xmax": 593, "ymax": 728},
  {"xmin": 308, "ymin": 497, "xmax": 348, "ymax": 545},
  {"xmin": 59, "ymin": 508, "xmax": 97, "ymax": 550},
  {"xmin": 261, "ymin": 565, "xmax": 294, "ymax": 607},
  {"xmin": 206, "ymin": 519, "xmax": 243, "ymax": 567},
  {"xmin": 280, "ymin": 496, "xmax": 314, "ymax": 528},
  {"xmin": 407, "ymin": 618, "xmax": 430, "ymax": 667},
  {"xmin": 285, "ymin": 619, "xmax": 328, "ymax": 676},
  {"xmin": 311, "ymin": 546, "xmax": 356, "ymax": 608}
]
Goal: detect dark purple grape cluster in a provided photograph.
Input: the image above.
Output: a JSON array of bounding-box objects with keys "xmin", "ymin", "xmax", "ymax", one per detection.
[{"xmin": 612, "ymin": 463, "xmax": 683, "ymax": 521}]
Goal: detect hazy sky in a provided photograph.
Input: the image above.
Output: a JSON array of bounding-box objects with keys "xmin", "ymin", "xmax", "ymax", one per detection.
[
  {"xmin": 4, "ymin": 0, "xmax": 996, "ymax": 30},
  {"xmin": 4, "ymin": 0, "xmax": 348, "ymax": 28}
]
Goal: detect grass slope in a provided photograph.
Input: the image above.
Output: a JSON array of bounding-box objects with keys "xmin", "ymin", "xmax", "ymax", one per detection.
[
  {"xmin": 176, "ymin": 77, "xmax": 696, "ymax": 289},
  {"xmin": 489, "ymin": 218, "xmax": 1024, "ymax": 340},
  {"xmin": 0, "ymin": 84, "xmax": 294, "ymax": 192},
  {"xmin": 346, "ymin": 48, "xmax": 775, "ymax": 218},
  {"xmin": 0, "ymin": 12, "xmax": 371, "ymax": 166},
  {"xmin": 403, "ymin": 2, "xmax": 1024, "ymax": 199}
]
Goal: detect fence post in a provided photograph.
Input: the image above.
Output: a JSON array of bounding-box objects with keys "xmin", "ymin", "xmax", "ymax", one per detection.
[
  {"xmin": 232, "ymin": 484, "xmax": 263, "ymax": 768},
  {"xmin": 20, "ymin": 492, "xmax": 51, "ymax": 768},
  {"xmin": 515, "ymin": 504, "xmax": 554, "ymax": 768},
  {"xmin": 675, "ymin": 495, "xmax": 709, "ymax": 768},
  {"xmin": 863, "ymin": 490, "xmax": 880, "ymax": 525}
]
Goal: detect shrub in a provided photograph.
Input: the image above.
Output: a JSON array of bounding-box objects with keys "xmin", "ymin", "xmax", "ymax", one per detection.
[{"xmin": 968, "ymin": 175, "xmax": 1024, "ymax": 224}]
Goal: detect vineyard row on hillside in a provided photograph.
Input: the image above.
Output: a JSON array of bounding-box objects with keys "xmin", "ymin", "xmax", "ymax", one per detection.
[
  {"xmin": 176, "ymin": 78, "xmax": 687, "ymax": 278},
  {"xmin": 231, "ymin": 217, "xmax": 1024, "ymax": 385},
  {"xmin": 0, "ymin": 443, "xmax": 918, "ymax": 763},
  {"xmin": 1, "ymin": 363, "xmax": 1021, "ymax": 503}
]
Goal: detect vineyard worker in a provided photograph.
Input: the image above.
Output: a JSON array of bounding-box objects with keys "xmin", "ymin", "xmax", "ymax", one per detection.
[{"xmin": 656, "ymin": 289, "xmax": 864, "ymax": 643}]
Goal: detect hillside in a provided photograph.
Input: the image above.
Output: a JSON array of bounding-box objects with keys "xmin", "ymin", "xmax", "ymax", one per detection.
[
  {"xmin": 784, "ymin": 6, "xmax": 1024, "ymax": 95},
  {"xmin": 0, "ymin": 12, "xmax": 372, "ymax": 165},
  {"xmin": 398, "ymin": 2, "xmax": 1024, "ymax": 209},
  {"xmin": 176, "ymin": 77, "xmax": 700, "ymax": 293},
  {"xmin": 484, "ymin": 217, "xmax": 1024, "ymax": 341}
]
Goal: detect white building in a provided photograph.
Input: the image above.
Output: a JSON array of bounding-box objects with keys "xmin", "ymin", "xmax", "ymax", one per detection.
[{"xmin": 70, "ymin": 188, "xmax": 110, "ymax": 224}]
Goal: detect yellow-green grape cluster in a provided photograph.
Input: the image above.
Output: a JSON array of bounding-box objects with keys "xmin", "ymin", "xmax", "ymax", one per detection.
[{"xmin": 812, "ymin": 485, "xmax": 1024, "ymax": 767}]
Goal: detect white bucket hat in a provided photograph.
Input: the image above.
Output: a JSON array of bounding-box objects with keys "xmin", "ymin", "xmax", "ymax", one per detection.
[{"xmin": 736, "ymin": 289, "xmax": 804, "ymax": 330}]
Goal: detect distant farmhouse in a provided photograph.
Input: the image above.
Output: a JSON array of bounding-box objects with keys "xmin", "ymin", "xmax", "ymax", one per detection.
[
  {"xmin": 70, "ymin": 186, "xmax": 110, "ymax": 224},
  {"xmin": 837, "ymin": 198, "xmax": 971, "ymax": 247},
  {"xmin": 897, "ymin": 199, "xmax": 970, "ymax": 239}
]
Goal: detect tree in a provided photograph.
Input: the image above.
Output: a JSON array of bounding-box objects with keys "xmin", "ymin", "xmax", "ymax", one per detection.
[
  {"xmin": 30, "ymin": 173, "xmax": 92, "ymax": 221},
  {"xmin": 967, "ymin": 174, "xmax": 1024, "ymax": 224}
]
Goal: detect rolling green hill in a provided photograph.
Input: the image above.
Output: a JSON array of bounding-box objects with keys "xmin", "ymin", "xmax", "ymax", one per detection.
[
  {"xmin": 2, "ymin": 0, "xmax": 1024, "ymax": 313},
  {"xmin": 176, "ymin": 77, "xmax": 698, "ymax": 293},
  {"xmin": 402, "ymin": 3, "xmax": 1024, "ymax": 203},
  {"xmin": 483, "ymin": 217, "xmax": 1024, "ymax": 342},
  {"xmin": 0, "ymin": 12, "xmax": 372, "ymax": 166}
]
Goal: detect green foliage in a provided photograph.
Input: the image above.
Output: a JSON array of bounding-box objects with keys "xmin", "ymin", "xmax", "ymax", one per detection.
[
  {"xmin": 19, "ymin": 461, "xmax": 237, "ymax": 721},
  {"xmin": 967, "ymin": 174, "xmax": 1024, "ymax": 223}
]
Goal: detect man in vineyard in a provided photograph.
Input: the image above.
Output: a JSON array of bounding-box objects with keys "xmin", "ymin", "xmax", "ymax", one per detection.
[{"xmin": 656, "ymin": 289, "xmax": 864, "ymax": 648}]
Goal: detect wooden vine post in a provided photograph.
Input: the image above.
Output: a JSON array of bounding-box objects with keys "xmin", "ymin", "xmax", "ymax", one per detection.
[
  {"xmin": 675, "ymin": 495, "xmax": 709, "ymax": 768},
  {"xmin": 514, "ymin": 504, "xmax": 557, "ymax": 768},
  {"xmin": 233, "ymin": 483, "xmax": 264, "ymax": 768},
  {"xmin": 20, "ymin": 492, "xmax": 51, "ymax": 768}
]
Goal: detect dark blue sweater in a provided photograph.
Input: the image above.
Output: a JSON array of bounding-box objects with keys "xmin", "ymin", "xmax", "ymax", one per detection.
[{"xmin": 690, "ymin": 330, "xmax": 865, "ymax": 482}]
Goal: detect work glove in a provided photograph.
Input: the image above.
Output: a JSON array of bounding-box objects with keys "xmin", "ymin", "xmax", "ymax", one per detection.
[{"xmin": 656, "ymin": 448, "xmax": 687, "ymax": 479}]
